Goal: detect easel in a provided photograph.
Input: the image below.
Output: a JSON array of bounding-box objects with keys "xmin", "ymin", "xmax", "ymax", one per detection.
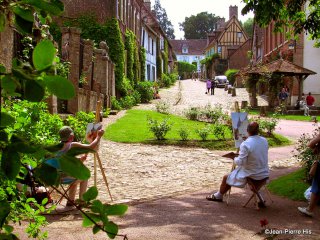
[
  {"xmin": 225, "ymin": 101, "xmax": 240, "ymax": 205},
  {"xmin": 91, "ymin": 99, "xmax": 113, "ymax": 201}
]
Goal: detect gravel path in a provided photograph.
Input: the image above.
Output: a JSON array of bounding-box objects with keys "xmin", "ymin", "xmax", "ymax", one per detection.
[
  {"xmin": 84, "ymin": 80, "xmax": 303, "ymax": 204},
  {"xmin": 15, "ymin": 80, "xmax": 320, "ymax": 240}
]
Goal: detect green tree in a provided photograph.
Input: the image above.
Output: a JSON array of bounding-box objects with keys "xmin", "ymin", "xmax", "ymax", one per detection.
[
  {"xmin": 243, "ymin": 18, "xmax": 254, "ymax": 38},
  {"xmin": 242, "ymin": 0, "xmax": 320, "ymax": 46},
  {"xmin": 179, "ymin": 12, "xmax": 220, "ymax": 39},
  {"xmin": 153, "ymin": 0, "xmax": 175, "ymax": 39}
]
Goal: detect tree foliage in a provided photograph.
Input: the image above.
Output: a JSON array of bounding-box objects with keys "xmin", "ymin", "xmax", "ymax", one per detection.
[
  {"xmin": 225, "ymin": 69, "xmax": 239, "ymax": 85},
  {"xmin": 243, "ymin": 18, "xmax": 254, "ymax": 38},
  {"xmin": 242, "ymin": 0, "xmax": 320, "ymax": 46},
  {"xmin": 153, "ymin": 0, "xmax": 175, "ymax": 39},
  {"xmin": 0, "ymin": 1, "xmax": 128, "ymax": 239},
  {"xmin": 179, "ymin": 12, "xmax": 220, "ymax": 39}
]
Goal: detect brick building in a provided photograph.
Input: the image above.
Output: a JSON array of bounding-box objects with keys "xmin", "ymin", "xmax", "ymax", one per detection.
[
  {"xmin": 61, "ymin": 0, "xmax": 175, "ymax": 81},
  {"xmin": 249, "ymin": 15, "xmax": 320, "ymax": 106}
]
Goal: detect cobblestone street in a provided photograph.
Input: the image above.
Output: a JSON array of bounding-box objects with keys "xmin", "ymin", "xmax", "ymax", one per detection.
[{"xmin": 85, "ymin": 80, "xmax": 315, "ymax": 204}]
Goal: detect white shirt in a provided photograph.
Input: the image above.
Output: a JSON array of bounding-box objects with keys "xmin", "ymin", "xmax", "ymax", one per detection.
[{"xmin": 227, "ymin": 135, "xmax": 269, "ymax": 187}]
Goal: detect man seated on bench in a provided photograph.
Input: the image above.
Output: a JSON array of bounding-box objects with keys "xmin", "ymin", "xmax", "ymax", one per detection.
[{"xmin": 206, "ymin": 122, "xmax": 269, "ymax": 203}]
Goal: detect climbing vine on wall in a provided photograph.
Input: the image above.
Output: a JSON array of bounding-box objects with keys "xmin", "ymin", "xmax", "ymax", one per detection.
[
  {"xmin": 63, "ymin": 14, "xmax": 108, "ymax": 45},
  {"xmin": 162, "ymin": 40, "xmax": 169, "ymax": 74},
  {"xmin": 156, "ymin": 39, "xmax": 163, "ymax": 80},
  {"xmin": 125, "ymin": 30, "xmax": 141, "ymax": 86},
  {"xmin": 105, "ymin": 18, "xmax": 125, "ymax": 95},
  {"xmin": 125, "ymin": 30, "xmax": 135, "ymax": 83},
  {"xmin": 140, "ymin": 47, "xmax": 146, "ymax": 81},
  {"xmin": 133, "ymin": 41, "xmax": 140, "ymax": 84}
]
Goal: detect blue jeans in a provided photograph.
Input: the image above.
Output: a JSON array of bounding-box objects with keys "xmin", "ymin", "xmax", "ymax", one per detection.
[{"xmin": 311, "ymin": 161, "xmax": 320, "ymax": 195}]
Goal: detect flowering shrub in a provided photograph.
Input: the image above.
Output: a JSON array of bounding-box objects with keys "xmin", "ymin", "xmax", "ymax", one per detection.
[
  {"xmin": 196, "ymin": 126, "xmax": 211, "ymax": 141},
  {"xmin": 155, "ymin": 101, "xmax": 170, "ymax": 115},
  {"xmin": 185, "ymin": 107, "xmax": 200, "ymax": 120},
  {"xmin": 255, "ymin": 219, "xmax": 279, "ymax": 240},
  {"xmin": 254, "ymin": 114, "xmax": 279, "ymax": 136},
  {"xmin": 147, "ymin": 118, "xmax": 172, "ymax": 140},
  {"xmin": 136, "ymin": 81, "xmax": 154, "ymax": 103},
  {"xmin": 178, "ymin": 127, "xmax": 189, "ymax": 141},
  {"xmin": 212, "ymin": 124, "xmax": 227, "ymax": 140},
  {"xmin": 294, "ymin": 128, "xmax": 320, "ymax": 177}
]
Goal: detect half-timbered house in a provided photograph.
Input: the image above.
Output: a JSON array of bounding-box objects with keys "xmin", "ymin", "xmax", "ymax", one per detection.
[{"xmin": 204, "ymin": 6, "xmax": 248, "ymax": 60}]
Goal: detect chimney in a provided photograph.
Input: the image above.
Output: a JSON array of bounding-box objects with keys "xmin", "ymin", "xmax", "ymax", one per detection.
[
  {"xmin": 229, "ymin": 5, "xmax": 238, "ymax": 19},
  {"xmin": 144, "ymin": 0, "xmax": 151, "ymax": 11},
  {"xmin": 216, "ymin": 17, "xmax": 225, "ymax": 30}
]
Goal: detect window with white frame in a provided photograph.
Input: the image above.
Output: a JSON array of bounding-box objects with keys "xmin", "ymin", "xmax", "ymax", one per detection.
[{"xmin": 160, "ymin": 38, "xmax": 164, "ymax": 50}]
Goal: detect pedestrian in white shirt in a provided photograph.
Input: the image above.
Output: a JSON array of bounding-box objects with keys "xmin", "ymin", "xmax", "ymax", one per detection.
[{"xmin": 206, "ymin": 122, "xmax": 269, "ymax": 202}]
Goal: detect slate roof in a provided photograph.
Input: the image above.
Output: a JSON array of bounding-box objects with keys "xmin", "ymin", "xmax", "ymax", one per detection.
[{"xmin": 170, "ymin": 39, "xmax": 207, "ymax": 55}]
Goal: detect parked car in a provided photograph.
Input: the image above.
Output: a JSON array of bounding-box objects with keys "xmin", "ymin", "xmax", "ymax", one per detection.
[{"xmin": 214, "ymin": 75, "xmax": 229, "ymax": 88}]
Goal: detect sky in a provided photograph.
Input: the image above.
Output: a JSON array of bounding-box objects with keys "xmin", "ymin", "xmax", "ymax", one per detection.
[{"xmin": 150, "ymin": 0, "xmax": 254, "ymax": 39}]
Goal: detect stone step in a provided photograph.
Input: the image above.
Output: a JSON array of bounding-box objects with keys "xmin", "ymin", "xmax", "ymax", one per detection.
[{"xmin": 286, "ymin": 110, "xmax": 320, "ymax": 115}]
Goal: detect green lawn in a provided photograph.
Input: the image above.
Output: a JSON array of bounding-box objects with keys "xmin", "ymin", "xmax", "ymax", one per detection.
[
  {"xmin": 105, "ymin": 110, "xmax": 291, "ymax": 150},
  {"xmin": 267, "ymin": 168, "xmax": 309, "ymax": 201},
  {"xmin": 249, "ymin": 109, "xmax": 314, "ymax": 122}
]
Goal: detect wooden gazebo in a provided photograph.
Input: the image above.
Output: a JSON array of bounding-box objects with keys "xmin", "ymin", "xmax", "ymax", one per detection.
[{"xmin": 240, "ymin": 59, "xmax": 316, "ymax": 107}]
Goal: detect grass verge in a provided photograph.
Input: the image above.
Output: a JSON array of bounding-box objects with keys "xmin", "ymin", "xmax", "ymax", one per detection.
[
  {"xmin": 267, "ymin": 168, "xmax": 309, "ymax": 201},
  {"xmin": 105, "ymin": 110, "xmax": 291, "ymax": 150},
  {"xmin": 249, "ymin": 109, "xmax": 314, "ymax": 122}
]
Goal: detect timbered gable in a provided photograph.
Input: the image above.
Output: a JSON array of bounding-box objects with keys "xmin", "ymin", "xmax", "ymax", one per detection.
[
  {"xmin": 217, "ymin": 16, "xmax": 248, "ymax": 59},
  {"xmin": 218, "ymin": 17, "xmax": 247, "ymax": 46}
]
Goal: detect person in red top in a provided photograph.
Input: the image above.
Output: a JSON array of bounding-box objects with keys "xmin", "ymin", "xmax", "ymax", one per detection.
[{"xmin": 306, "ymin": 92, "xmax": 315, "ymax": 106}]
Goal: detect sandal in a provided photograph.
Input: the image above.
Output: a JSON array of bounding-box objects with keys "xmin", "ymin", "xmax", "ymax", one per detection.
[{"xmin": 206, "ymin": 194, "xmax": 223, "ymax": 202}]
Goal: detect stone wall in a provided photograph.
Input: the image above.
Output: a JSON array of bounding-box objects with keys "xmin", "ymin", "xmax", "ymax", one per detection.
[{"xmin": 61, "ymin": 27, "xmax": 115, "ymax": 114}]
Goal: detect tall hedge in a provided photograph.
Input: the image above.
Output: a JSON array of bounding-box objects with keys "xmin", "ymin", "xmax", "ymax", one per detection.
[
  {"xmin": 140, "ymin": 47, "xmax": 146, "ymax": 81},
  {"xmin": 178, "ymin": 61, "xmax": 196, "ymax": 78},
  {"xmin": 225, "ymin": 69, "xmax": 239, "ymax": 85},
  {"xmin": 105, "ymin": 18, "xmax": 125, "ymax": 95}
]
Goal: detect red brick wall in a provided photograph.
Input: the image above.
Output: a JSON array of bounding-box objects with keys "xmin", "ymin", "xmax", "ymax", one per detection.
[
  {"xmin": 61, "ymin": 0, "xmax": 117, "ymax": 23},
  {"xmin": 228, "ymin": 39, "xmax": 251, "ymax": 70},
  {"xmin": 61, "ymin": 0, "xmax": 141, "ymax": 42}
]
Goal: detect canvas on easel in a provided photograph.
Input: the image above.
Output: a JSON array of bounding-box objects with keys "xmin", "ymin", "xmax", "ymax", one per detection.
[
  {"xmin": 231, "ymin": 112, "xmax": 249, "ymax": 148},
  {"xmin": 86, "ymin": 99, "xmax": 113, "ymax": 202}
]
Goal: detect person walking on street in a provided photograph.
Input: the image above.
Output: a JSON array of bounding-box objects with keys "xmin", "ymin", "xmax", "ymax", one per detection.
[
  {"xmin": 206, "ymin": 79, "xmax": 211, "ymax": 94},
  {"xmin": 210, "ymin": 79, "xmax": 216, "ymax": 95}
]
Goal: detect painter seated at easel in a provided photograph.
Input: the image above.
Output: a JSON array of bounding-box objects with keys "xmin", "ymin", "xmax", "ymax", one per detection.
[
  {"xmin": 58, "ymin": 126, "xmax": 104, "ymax": 206},
  {"xmin": 206, "ymin": 122, "xmax": 269, "ymax": 203}
]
